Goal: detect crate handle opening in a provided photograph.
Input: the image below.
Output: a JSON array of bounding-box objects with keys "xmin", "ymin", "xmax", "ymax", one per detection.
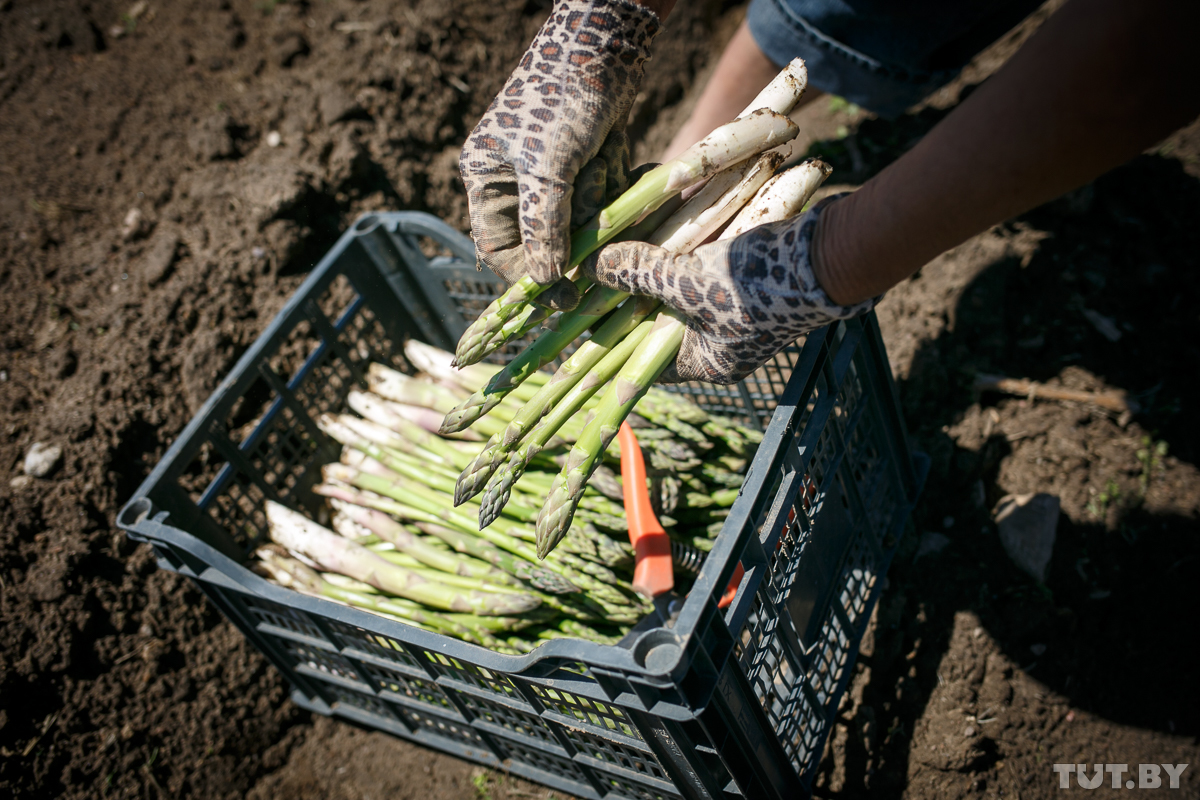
[
  {"xmin": 354, "ymin": 214, "xmax": 382, "ymax": 233},
  {"xmin": 119, "ymin": 497, "xmax": 157, "ymax": 528},
  {"xmin": 632, "ymin": 628, "xmax": 684, "ymax": 673}
]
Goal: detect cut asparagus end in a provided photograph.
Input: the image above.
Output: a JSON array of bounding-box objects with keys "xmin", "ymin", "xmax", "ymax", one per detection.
[
  {"xmin": 255, "ymin": 545, "xmax": 324, "ymax": 593},
  {"xmin": 366, "ymin": 363, "xmax": 462, "ymax": 412},
  {"xmin": 267, "ymin": 499, "xmax": 542, "ymax": 615},
  {"xmin": 389, "ymin": 351, "xmax": 496, "ymax": 396}
]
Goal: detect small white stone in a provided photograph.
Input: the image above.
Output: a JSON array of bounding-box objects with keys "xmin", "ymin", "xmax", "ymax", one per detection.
[
  {"xmin": 10, "ymin": 474, "xmax": 33, "ymax": 489},
  {"xmin": 23, "ymin": 442, "xmax": 63, "ymax": 478},
  {"xmin": 266, "ymin": 131, "xmax": 282, "ymax": 148},
  {"xmin": 120, "ymin": 207, "xmax": 148, "ymax": 241}
]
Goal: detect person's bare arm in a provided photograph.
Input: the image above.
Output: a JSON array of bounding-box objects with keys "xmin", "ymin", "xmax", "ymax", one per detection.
[{"xmin": 813, "ymin": 0, "xmax": 1200, "ymax": 306}]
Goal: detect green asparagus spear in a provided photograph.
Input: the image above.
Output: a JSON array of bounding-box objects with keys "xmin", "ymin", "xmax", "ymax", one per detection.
[
  {"xmin": 453, "ymin": 294, "xmax": 660, "ymax": 504},
  {"xmin": 440, "ymin": 285, "xmax": 629, "ymax": 435},
  {"xmin": 477, "ymin": 315, "xmax": 657, "ymax": 529},
  {"xmin": 312, "ymin": 483, "xmax": 578, "ymax": 594},
  {"xmin": 536, "ymin": 310, "xmax": 688, "ymax": 558}
]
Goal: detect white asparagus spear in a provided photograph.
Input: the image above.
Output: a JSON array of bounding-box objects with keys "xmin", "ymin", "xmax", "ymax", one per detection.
[
  {"xmin": 331, "ymin": 511, "xmax": 375, "ymax": 542},
  {"xmin": 652, "ymin": 152, "xmax": 785, "ymax": 253},
  {"xmin": 721, "ymin": 159, "xmax": 833, "ymax": 239},
  {"xmin": 264, "ymin": 500, "xmax": 540, "ymax": 614},
  {"xmin": 339, "ymin": 398, "xmax": 458, "ymax": 455},
  {"xmin": 662, "ymin": 108, "xmax": 798, "ymax": 193},
  {"xmin": 356, "ymin": 395, "xmax": 483, "ymax": 441},
  {"xmin": 675, "ymin": 59, "xmax": 808, "ymax": 203},
  {"xmin": 402, "ymin": 340, "xmax": 496, "ymax": 392},
  {"xmin": 738, "ymin": 58, "xmax": 809, "ymax": 117},
  {"xmin": 327, "ymin": 408, "xmax": 406, "ymax": 448}
]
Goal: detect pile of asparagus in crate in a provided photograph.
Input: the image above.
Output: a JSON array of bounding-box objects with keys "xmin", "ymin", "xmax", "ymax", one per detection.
[
  {"xmin": 255, "ymin": 341, "xmax": 760, "ymax": 653},
  {"xmin": 255, "ymin": 59, "xmax": 828, "ymax": 652}
]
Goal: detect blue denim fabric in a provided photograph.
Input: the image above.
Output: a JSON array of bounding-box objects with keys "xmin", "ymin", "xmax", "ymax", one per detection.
[{"xmin": 746, "ymin": 0, "xmax": 1043, "ymax": 117}]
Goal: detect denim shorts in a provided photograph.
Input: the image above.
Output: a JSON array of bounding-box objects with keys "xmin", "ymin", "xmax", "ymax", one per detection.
[{"xmin": 746, "ymin": 0, "xmax": 1044, "ymax": 117}]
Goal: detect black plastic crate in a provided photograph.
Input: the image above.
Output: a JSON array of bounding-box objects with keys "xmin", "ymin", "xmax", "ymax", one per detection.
[{"xmin": 118, "ymin": 212, "xmax": 927, "ymax": 800}]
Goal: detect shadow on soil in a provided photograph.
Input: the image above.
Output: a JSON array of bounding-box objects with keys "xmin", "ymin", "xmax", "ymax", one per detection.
[{"xmin": 805, "ymin": 110, "xmax": 1200, "ymax": 795}]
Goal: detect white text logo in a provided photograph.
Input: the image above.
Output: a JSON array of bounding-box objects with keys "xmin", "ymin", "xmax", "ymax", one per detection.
[{"xmin": 1053, "ymin": 764, "xmax": 1188, "ymax": 789}]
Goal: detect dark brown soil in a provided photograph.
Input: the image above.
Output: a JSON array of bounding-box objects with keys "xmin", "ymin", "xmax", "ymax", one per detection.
[{"xmin": 1, "ymin": 1, "xmax": 1197, "ymax": 798}]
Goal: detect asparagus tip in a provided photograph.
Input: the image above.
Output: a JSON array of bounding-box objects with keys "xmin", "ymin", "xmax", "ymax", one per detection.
[
  {"xmin": 477, "ymin": 503, "xmax": 501, "ymax": 532},
  {"xmin": 451, "ymin": 482, "xmax": 472, "ymax": 507}
]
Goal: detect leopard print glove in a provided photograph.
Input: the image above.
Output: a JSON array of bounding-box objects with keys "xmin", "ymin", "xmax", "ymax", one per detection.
[
  {"xmin": 583, "ymin": 195, "xmax": 878, "ymax": 384},
  {"xmin": 459, "ymin": 0, "xmax": 661, "ymax": 310}
]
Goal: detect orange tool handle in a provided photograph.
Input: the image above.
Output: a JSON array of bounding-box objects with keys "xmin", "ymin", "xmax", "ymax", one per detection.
[
  {"xmin": 618, "ymin": 421, "xmax": 674, "ymax": 599},
  {"xmin": 718, "ymin": 507, "xmax": 799, "ymax": 609},
  {"xmin": 718, "ymin": 562, "xmax": 745, "ymax": 609}
]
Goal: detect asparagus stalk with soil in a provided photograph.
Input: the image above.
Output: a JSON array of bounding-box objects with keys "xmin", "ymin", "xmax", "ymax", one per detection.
[
  {"xmin": 722, "ymin": 159, "xmax": 834, "ymax": 239},
  {"xmin": 265, "ymin": 501, "xmax": 541, "ymax": 615}
]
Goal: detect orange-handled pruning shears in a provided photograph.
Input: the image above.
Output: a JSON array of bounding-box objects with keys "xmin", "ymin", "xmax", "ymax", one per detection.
[
  {"xmin": 618, "ymin": 421, "xmax": 675, "ymax": 599},
  {"xmin": 619, "ymin": 421, "xmax": 744, "ymax": 610}
]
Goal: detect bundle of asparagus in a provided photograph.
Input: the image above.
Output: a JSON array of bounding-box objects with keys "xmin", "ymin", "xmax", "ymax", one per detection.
[
  {"xmin": 443, "ymin": 59, "xmax": 828, "ymax": 558},
  {"xmin": 253, "ymin": 341, "xmax": 756, "ymax": 653}
]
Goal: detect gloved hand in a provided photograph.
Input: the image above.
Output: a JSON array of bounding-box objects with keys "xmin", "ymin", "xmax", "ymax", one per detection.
[
  {"xmin": 582, "ymin": 195, "xmax": 878, "ymax": 383},
  {"xmin": 459, "ymin": 0, "xmax": 661, "ymax": 310}
]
